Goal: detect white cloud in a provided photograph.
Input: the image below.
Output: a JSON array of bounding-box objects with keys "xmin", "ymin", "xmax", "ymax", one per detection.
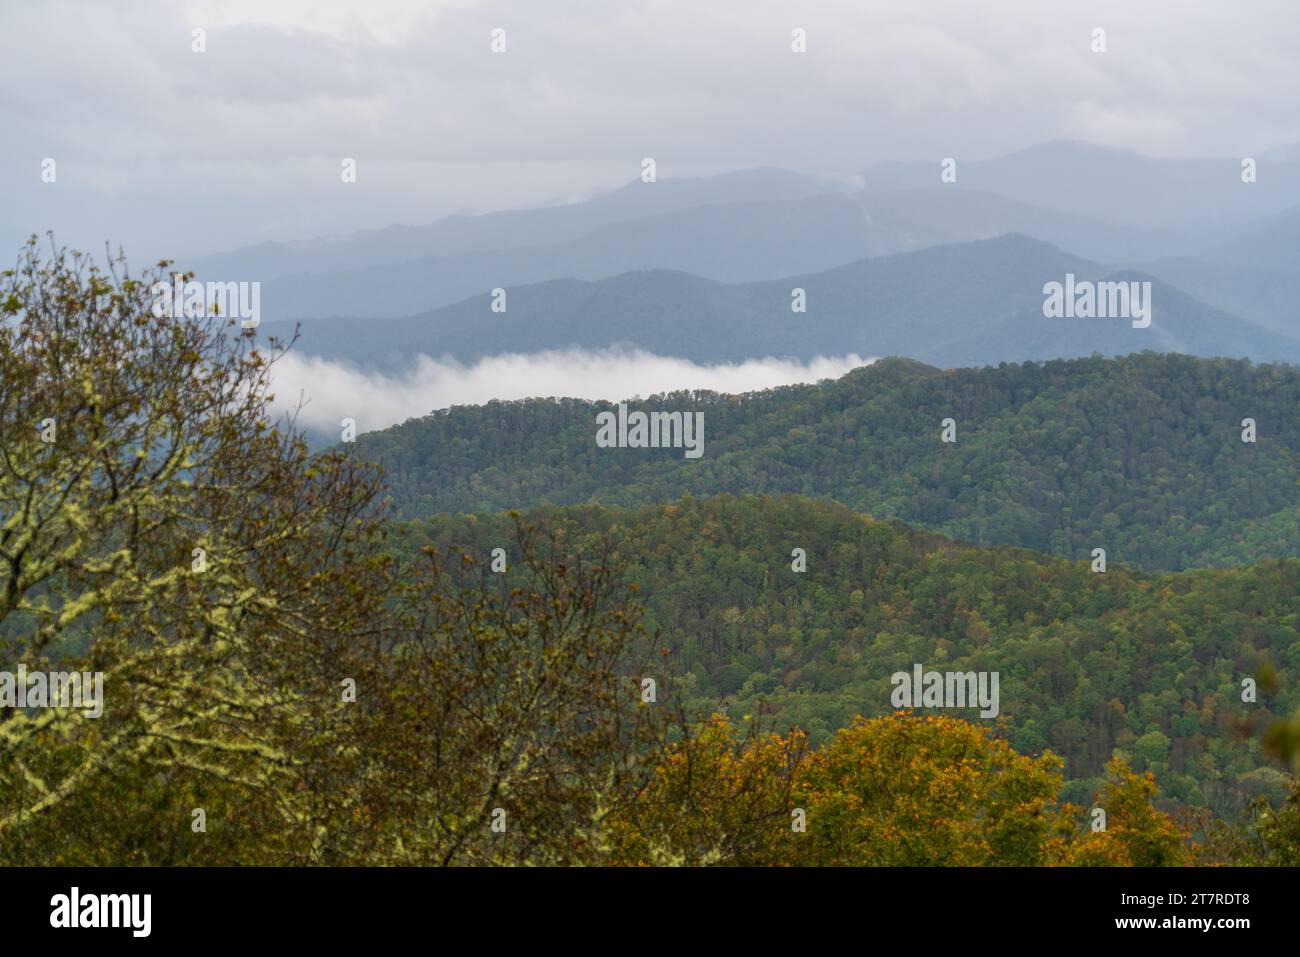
[{"xmin": 268, "ymin": 348, "xmax": 871, "ymax": 433}]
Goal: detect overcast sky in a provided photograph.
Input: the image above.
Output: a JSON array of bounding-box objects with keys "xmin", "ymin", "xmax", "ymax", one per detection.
[{"xmin": 3, "ymin": 0, "xmax": 1298, "ymax": 263}]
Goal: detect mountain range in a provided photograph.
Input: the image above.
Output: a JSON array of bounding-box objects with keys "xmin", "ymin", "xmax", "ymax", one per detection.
[
  {"xmin": 154, "ymin": 139, "xmax": 1296, "ymax": 376},
  {"xmin": 259, "ymin": 233, "xmax": 1300, "ymax": 369},
  {"xmin": 182, "ymin": 140, "xmax": 1297, "ymax": 343}
]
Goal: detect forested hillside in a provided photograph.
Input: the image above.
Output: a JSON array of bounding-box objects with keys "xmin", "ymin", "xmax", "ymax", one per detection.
[
  {"xmin": 361, "ymin": 352, "xmax": 1300, "ymax": 570},
  {"xmin": 402, "ymin": 494, "xmax": 1300, "ymax": 817}
]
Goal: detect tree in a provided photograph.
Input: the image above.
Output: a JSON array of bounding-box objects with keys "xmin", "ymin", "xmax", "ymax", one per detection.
[
  {"xmin": 606, "ymin": 713, "xmax": 809, "ymax": 865},
  {"xmin": 793, "ymin": 713, "xmax": 1067, "ymax": 866},
  {"xmin": 329, "ymin": 520, "xmax": 668, "ymax": 866},
  {"xmin": 0, "ymin": 240, "xmax": 674, "ymax": 865},
  {"xmin": 1063, "ymin": 757, "xmax": 1187, "ymax": 866},
  {"xmin": 0, "ymin": 237, "xmax": 399, "ymax": 860}
]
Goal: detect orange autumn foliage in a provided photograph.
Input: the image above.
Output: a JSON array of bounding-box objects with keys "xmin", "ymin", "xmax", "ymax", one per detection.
[{"xmin": 609, "ymin": 712, "xmax": 1187, "ymax": 866}]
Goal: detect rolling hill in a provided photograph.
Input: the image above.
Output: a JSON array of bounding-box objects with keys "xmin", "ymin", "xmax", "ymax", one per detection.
[
  {"xmin": 355, "ymin": 352, "xmax": 1300, "ymax": 571},
  {"xmin": 402, "ymin": 493, "xmax": 1300, "ymax": 812}
]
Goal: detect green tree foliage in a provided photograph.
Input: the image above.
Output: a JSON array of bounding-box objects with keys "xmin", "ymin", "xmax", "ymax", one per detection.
[
  {"xmin": 406, "ymin": 495, "xmax": 1300, "ymax": 816},
  {"xmin": 331, "ymin": 524, "xmax": 668, "ymax": 866},
  {"xmin": 2, "ymin": 241, "xmax": 1295, "ymax": 867},
  {"xmin": 0, "ymin": 238, "xmax": 390, "ymax": 854},
  {"xmin": 358, "ymin": 353, "xmax": 1300, "ymax": 571},
  {"xmin": 1064, "ymin": 757, "xmax": 1187, "ymax": 865},
  {"xmin": 0, "ymin": 240, "xmax": 665, "ymax": 865}
]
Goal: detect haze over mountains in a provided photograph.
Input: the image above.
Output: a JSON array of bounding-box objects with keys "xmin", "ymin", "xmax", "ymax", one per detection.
[
  {"xmin": 185, "ymin": 138, "xmax": 1300, "ymax": 406},
  {"xmin": 191, "ymin": 167, "xmax": 852, "ymax": 284},
  {"xmin": 260, "ymin": 234, "xmax": 1300, "ymax": 371},
  {"xmin": 243, "ymin": 189, "xmax": 1267, "ymax": 323},
  {"xmin": 857, "ymin": 140, "xmax": 1300, "ymax": 228}
]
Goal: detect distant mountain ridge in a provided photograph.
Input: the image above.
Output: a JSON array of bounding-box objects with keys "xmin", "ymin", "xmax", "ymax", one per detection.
[
  {"xmin": 860, "ymin": 139, "xmax": 1300, "ymax": 228},
  {"xmin": 1139, "ymin": 206, "xmax": 1300, "ymax": 338},
  {"xmin": 261, "ymin": 234, "xmax": 1300, "ymax": 370},
  {"xmin": 182, "ymin": 141, "xmax": 1300, "ymax": 330},
  {"xmin": 186, "ymin": 167, "xmax": 850, "ymax": 283},
  {"xmin": 234, "ymin": 188, "xmax": 1237, "ymax": 322}
]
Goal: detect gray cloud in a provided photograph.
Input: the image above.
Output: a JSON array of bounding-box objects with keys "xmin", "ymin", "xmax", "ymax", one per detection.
[{"xmin": 3, "ymin": 0, "xmax": 1298, "ymax": 261}]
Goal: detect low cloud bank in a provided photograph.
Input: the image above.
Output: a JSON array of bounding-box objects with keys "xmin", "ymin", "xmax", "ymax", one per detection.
[{"xmin": 268, "ymin": 348, "xmax": 873, "ymax": 434}]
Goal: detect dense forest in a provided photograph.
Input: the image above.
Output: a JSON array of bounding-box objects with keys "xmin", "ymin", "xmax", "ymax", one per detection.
[
  {"xmin": 359, "ymin": 352, "xmax": 1300, "ymax": 571},
  {"xmin": 4, "ymin": 242, "xmax": 1299, "ymax": 867},
  {"xmin": 402, "ymin": 494, "xmax": 1300, "ymax": 817}
]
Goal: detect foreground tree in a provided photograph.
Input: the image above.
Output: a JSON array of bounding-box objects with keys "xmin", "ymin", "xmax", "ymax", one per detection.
[
  {"xmin": 793, "ymin": 713, "xmax": 1070, "ymax": 866},
  {"xmin": 1058, "ymin": 757, "xmax": 1187, "ymax": 866},
  {"xmin": 607, "ymin": 714, "xmax": 810, "ymax": 865},
  {"xmin": 0, "ymin": 237, "xmax": 396, "ymax": 860},
  {"xmin": 313, "ymin": 521, "xmax": 668, "ymax": 865},
  {"xmin": 0, "ymin": 239, "xmax": 664, "ymax": 864},
  {"xmin": 607, "ymin": 712, "xmax": 1191, "ymax": 866}
]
